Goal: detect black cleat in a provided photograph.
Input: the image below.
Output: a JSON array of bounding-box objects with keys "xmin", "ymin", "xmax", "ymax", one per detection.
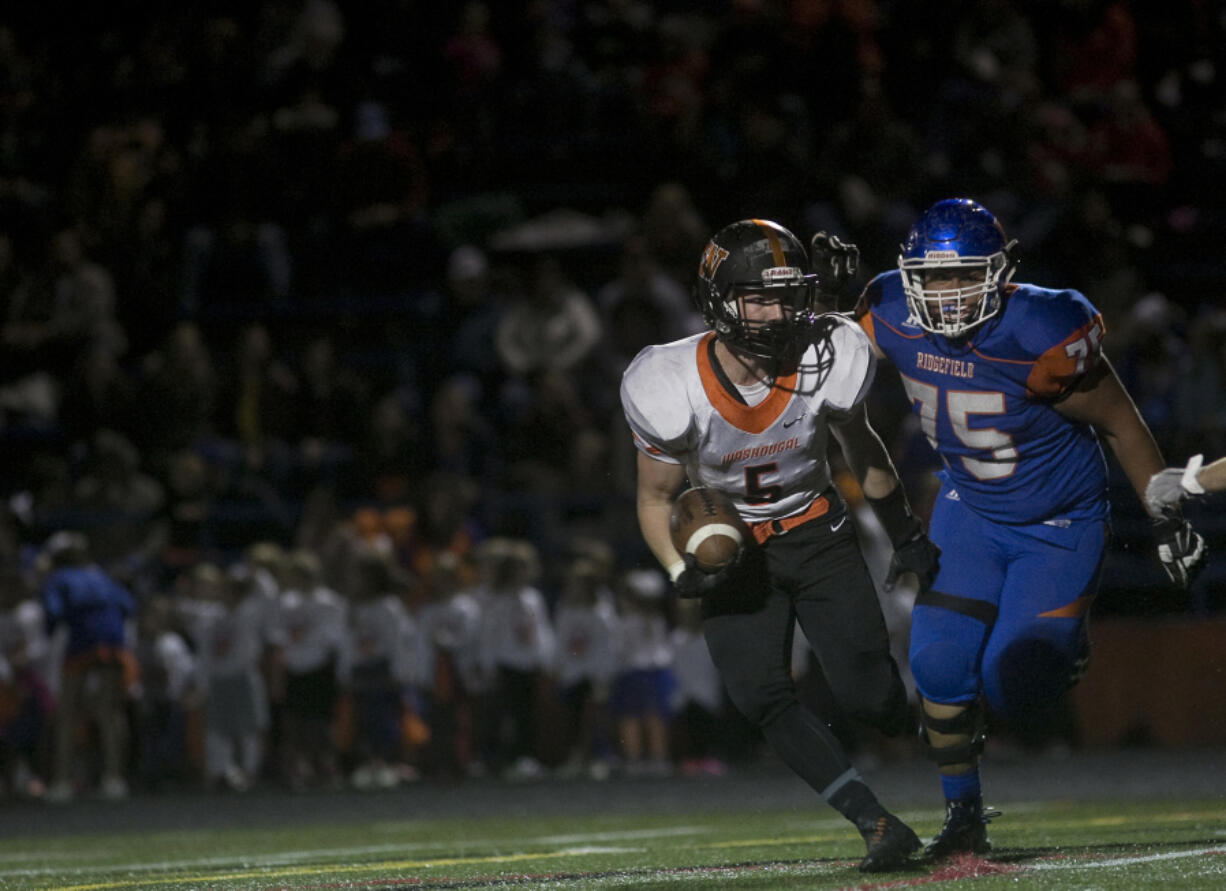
[
  {"xmin": 924, "ymin": 799, "xmax": 1000, "ymax": 860},
  {"xmin": 857, "ymin": 812, "xmax": 922, "ymax": 872}
]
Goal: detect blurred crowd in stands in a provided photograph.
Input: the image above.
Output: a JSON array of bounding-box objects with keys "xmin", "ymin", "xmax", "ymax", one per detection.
[{"xmin": 1, "ymin": 0, "xmax": 1225, "ymax": 799}]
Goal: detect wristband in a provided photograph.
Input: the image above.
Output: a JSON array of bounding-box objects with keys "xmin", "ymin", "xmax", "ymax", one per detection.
[
  {"xmin": 865, "ymin": 485, "xmax": 921, "ymax": 547},
  {"xmin": 667, "ymin": 560, "xmax": 686, "ymax": 583}
]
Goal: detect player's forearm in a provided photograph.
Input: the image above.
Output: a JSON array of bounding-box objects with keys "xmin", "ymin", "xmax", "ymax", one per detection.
[
  {"xmin": 1059, "ymin": 359, "xmax": 1166, "ymax": 516},
  {"xmin": 637, "ymin": 496, "xmax": 684, "ymax": 576},
  {"xmin": 1101, "ymin": 418, "xmax": 1166, "ymax": 517},
  {"xmin": 635, "ymin": 451, "xmax": 688, "ymax": 576},
  {"xmin": 831, "ymin": 410, "xmax": 903, "ymax": 500},
  {"xmin": 838, "ymin": 438, "xmax": 905, "ymax": 502},
  {"xmin": 1197, "ymin": 457, "xmax": 1226, "ymax": 494}
]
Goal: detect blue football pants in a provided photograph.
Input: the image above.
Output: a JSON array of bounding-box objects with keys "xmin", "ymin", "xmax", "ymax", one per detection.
[{"xmin": 909, "ymin": 489, "xmax": 1107, "ymax": 718}]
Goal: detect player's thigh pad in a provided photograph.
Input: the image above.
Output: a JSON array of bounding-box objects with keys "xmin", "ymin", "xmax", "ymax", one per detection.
[
  {"xmin": 702, "ymin": 581, "xmax": 796, "ymax": 727},
  {"xmin": 980, "ymin": 518, "xmax": 1107, "ymax": 717},
  {"xmin": 909, "ymin": 493, "xmax": 1006, "ymax": 704},
  {"xmin": 786, "ymin": 520, "xmax": 907, "ymax": 730}
]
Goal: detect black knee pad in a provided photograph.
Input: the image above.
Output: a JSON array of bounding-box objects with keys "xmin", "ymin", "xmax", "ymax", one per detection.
[{"xmin": 919, "ymin": 700, "xmax": 985, "ymax": 767}]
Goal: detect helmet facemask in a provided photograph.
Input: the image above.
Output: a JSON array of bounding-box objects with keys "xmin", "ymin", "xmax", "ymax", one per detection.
[
  {"xmin": 898, "ymin": 198, "xmax": 1018, "ymax": 340},
  {"xmin": 899, "ymin": 248, "xmax": 1015, "ymax": 338},
  {"xmin": 716, "ymin": 276, "xmax": 817, "ymax": 361}
]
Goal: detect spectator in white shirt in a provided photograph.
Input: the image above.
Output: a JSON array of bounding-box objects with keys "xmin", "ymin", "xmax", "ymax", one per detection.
[
  {"xmin": 176, "ymin": 562, "xmax": 271, "ymax": 792},
  {"xmin": 669, "ymin": 598, "xmax": 728, "ymax": 777},
  {"xmin": 0, "ymin": 568, "xmax": 55, "ymax": 798},
  {"xmin": 276, "ymin": 548, "xmax": 347, "ymax": 789},
  {"xmin": 342, "ymin": 549, "xmax": 421, "ymax": 789},
  {"xmin": 132, "ymin": 593, "xmax": 196, "ymax": 791},
  {"xmin": 237, "ymin": 540, "xmax": 287, "ymax": 783},
  {"xmin": 552, "ymin": 555, "xmax": 618, "ymax": 779},
  {"xmin": 609, "ymin": 568, "xmax": 675, "ymax": 778},
  {"xmin": 476, "ymin": 538, "xmax": 555, "ymax": 780},
  {"xmin": 415, "ymin": 551, "xmax": 484, "ymax": 779}
]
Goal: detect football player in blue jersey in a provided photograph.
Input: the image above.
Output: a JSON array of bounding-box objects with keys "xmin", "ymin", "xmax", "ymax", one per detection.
[{"xmin": 832, "ymin": 198, "xmax": 1207, "ymax": 860}]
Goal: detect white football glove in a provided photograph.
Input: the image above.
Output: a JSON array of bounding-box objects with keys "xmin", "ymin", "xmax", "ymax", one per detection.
[{"xmin": 1145, "ymin": 453, "xmax": 1205, "ymax": 515}]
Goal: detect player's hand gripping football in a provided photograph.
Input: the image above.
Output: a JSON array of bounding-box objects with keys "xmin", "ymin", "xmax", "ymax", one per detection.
[
  {"xmin": 885, "ymin": 529, "xmax": 941, "ymax": 592},
  {"xmin": 1152, "ymin": 514, "xmax": 1207, "ymax": 589},
  {"xmin": 809, "ymin": 231, "xmax": 860, "ymax": 304},
  {"xmin": 673, "ymin": 549, "xmax": 746, "ymax": 599}
]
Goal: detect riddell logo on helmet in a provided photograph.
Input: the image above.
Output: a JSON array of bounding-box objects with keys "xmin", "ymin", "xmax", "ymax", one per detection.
[
  {"xmin": 762, "ymin": 266, "xmax": 802, "ymax": 282},
  {"xmin": 699, "ymin": 242, "xmax": 729, "ymax": 279},
  {"xmin": 924, "ymin": 250, "xmax": 959, "ymax": 259}
]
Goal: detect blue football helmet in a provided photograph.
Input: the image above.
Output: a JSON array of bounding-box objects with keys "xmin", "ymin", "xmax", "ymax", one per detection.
[{"xmin": 898, "ymin": 198, "xmax": 1017, "ymax": 338}]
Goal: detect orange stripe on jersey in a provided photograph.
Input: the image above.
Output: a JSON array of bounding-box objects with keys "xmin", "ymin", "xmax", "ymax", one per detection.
[
  {"xmin": 695, "ymin": 333, "xmax": 797, "ymax": 433},
  {"xmin": 867, "ymin": 311, "xmax": 925, "ymax": 342},
  {"xmin": 1037, "ymin": 594, "xmax": 1094, "ymax": 619},
  {"xmin": 1025, "ymin": 313, "xmax": 1106, "ymax": 399},
  {"xmin": 631, "ymin": 430, "xmax": 666, "ymax": 457}
]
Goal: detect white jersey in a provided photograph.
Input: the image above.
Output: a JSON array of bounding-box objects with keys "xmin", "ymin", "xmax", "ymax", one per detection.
[
  {"xmin": 620, "ymin": 316, "xmax": 875, "ymax": 525},
  {"xmin": 614, "ymin": 607, "xmax": 673, "ymax": 672},
  {"xmin": 277, "ymin": 585, "xmax": 348, "ymax": 675},
  {"xmin": 478, "ymin": 585, "xmax": 556, "ymax": 674},
  {"xmin": 178, "ymin": 594, "xmax": 268, "ymax": 679},
  {"xmin": 345, "ymin": 595, "xmax": 422, "ymax": 686},
  {"xmin": 553, "ymin": 594, "xmax": 619, "ymax": 687}
]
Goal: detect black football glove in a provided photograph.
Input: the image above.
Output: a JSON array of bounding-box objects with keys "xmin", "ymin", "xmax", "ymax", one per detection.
[
  {"xmin": 1152, "ymin": 514, "xmax": 1207, "ymax": 589},
  {"xmin": 809, "ymin": 231, "xmax": 860, "ymax": 305},
  {"xmin": 885, "ymin": 531, "xmax": 941, "ymax": 592},
  {"xmin": 673, "ymin": 550, "xmax": 744, "ymax": 600},
  {"xmin": 866, "ymin": 485, "xmax": 940, "ymax": 592}
]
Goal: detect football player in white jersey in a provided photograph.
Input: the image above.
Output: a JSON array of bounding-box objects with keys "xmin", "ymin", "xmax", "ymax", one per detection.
[{"xmin": 620, "ymin": 219, "xmax": 939, "ymax": 873}]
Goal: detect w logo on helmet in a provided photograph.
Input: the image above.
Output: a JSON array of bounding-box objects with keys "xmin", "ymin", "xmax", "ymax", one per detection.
[{"xmin": 699, "ymin": 241, "xmax": 729, "ymax": 280}]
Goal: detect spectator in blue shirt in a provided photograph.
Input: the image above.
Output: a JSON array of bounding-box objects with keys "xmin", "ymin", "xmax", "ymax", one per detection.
[{"xmin": 40, "ymin": 531, "xmax": 137, "ymax": 802}]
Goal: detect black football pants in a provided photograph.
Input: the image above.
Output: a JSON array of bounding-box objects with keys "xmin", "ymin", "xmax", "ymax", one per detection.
[{"xmin": 701, "ymin": 505, "xmax": 908, "ymax": 797}]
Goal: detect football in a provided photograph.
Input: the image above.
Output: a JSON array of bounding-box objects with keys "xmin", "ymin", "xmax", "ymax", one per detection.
[{"xmin": 669, "ymin": 487, "xmax": 748, "ymax": 573}]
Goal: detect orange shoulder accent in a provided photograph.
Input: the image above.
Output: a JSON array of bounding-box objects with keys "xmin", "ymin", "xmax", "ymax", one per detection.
[
  {"xmin": 1025, "ymin": 314, "xmax": 1105, "ymax": 399},
  {"xmin": 695, "ymin": 334, "xmax": 797, "ymax": 433},
  {"xmin": 855, "ymin": 309, "xmax": 877, "ymax": 348}
]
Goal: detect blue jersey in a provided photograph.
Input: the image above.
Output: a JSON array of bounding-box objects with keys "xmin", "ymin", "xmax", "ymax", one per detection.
[
  {"xmin": 855, "ymin": 270, "xmax": 1109, "ymax": 525},
  {"xmin": 42, "ymin": 565, "xmax": 136, "ymax": 657}
]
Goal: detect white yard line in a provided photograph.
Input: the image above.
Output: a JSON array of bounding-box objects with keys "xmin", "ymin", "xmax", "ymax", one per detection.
[
  {"xmin": 1031, "ymin": 845, "xmax": 1226, "ymax": 871},
  {"xmin": 0, "ymin": 828, "xmax": 698, "ymax": 879}
]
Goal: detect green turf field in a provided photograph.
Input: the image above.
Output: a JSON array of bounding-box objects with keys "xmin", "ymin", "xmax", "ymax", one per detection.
[{"xmin": 4, "ymin": 798, "xmax": 1225, "ymax": 890}]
